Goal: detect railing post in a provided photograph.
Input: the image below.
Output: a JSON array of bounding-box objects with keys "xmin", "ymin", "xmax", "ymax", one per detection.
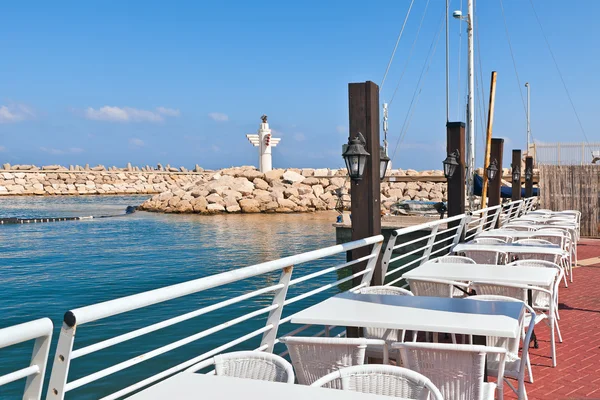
[
  {"xmin": 452, "ymin": 215, "xmax": 469, "ymax": 246},
  {"xmin": 490, "ymin": 206, "xmax": 501, "ymax": 229},
  {"xmin": 420, "ymin": 225, "xmax": 440, "ymax": 265},
  {"xmin": 379, "ymin": 234, "xmax": 398, "ymax": 284},
  {"xmin": 260, "ymin": 266, "xmax": 293, "ymax": 353},
  {"xmin": 46, "ymin": 324, "xmax": 76, "ymax": 400},
  {"xmin": 361, "ymin": 241, "xmax": 384, "ymax": 286},
  {"xmin": 476, "ymin": 209, "xmax": 489, "ymax": 234},
  {"xmin": 24, "ymin": 331, "xmax": 52, "ymax": 400}
]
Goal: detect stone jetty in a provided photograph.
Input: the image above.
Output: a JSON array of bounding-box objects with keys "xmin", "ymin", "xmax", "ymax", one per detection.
[{"xmin": 139, "ymin": 166, "xmax": 449, "ymax": 214}]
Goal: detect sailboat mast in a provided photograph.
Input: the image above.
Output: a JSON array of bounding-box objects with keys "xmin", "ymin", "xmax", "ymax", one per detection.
[
  {"xmin": 525, "ymin": 82, "xmax": 531, "ymax": 153},
  {"xmin": 466, "ymin": 0, "xmax": 475, "ymax": 210}
]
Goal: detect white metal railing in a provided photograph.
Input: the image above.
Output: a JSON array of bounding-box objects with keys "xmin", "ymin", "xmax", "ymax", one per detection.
[
  {"xmin": 380, "ymin": 199, "xmax": 532, "ymax": 287},
  {"xmin": 0, "ymin": 318, "xmax": 53, "ymax": 400},
  {"xmin": 535, "ymin": 141, "xmax": 600, "ymax": 165},
  {"xmin": 46, "ymin": 235, "xmax": 383, "ymax": 400}
]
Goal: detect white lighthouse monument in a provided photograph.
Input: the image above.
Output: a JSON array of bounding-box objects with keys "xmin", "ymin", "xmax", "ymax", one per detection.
[{"xmin": 246, "ymin": 115, "xmax": 281, "ymax": 173}]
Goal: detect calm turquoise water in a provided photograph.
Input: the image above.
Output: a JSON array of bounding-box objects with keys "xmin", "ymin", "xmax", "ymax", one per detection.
[{"xmin": 0, "ymin": 196, "xmax": 346, "ymax": 399}]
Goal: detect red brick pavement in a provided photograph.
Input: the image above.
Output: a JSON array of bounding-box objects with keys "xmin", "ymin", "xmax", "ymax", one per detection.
[{"xmin": 504, "ymin": 239, "xmax": 600, "ymax": 399}]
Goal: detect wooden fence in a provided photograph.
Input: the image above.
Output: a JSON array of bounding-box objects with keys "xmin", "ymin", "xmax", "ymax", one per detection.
[{"xmin": 539, "ymin": 165, "xmax": 600, "ymax": 237}]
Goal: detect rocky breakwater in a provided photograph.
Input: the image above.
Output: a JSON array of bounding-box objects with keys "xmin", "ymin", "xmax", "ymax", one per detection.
[
  {"xmin": 139, "ymin": 166, "xmax": 447, "ymax": 214},
  {"xmin": 0, "ymin": 164, "xmax": 208, "ymax": 196}
]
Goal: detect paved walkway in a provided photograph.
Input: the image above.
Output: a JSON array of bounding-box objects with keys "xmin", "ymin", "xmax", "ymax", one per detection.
[{"xmin": 505, "ymin": 238, "xmax": 600, "ymax": 399}]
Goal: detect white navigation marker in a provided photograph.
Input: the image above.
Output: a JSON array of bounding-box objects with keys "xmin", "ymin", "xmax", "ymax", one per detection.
[{"xmin": 246, "ymin": 115, "xmax": 281, "ymax": 172}]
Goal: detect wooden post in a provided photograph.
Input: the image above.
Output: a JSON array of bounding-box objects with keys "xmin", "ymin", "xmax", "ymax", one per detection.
[
  {"xmin": 488, "ymin": 138, "xmax": 504, "ymax": 208},
  {"xmin": 446, "ymin": 122, "xmax": 466, "ymax": 225},
  {"xmin": 525, "ymin": 156, "xmax": 534, "ymax": 198},
  {"xmin": 346, "ymin": 81, "xmax": 381, "ymax": 338},
  {"xmin": 481, "ymin": 71, "xmax": 497, "ymax": 209},
  {"xmin": 348, "ymin": 81, "xmax": 382, "ymax": 283},
  {"xmin": 511, "ymin": 149, "xmax": 522, "ymax": 201}
]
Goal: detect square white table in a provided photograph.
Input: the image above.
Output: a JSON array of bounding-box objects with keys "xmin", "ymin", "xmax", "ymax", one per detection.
[
  {"xmin": 127, "ymin": 372, "xmax": 386, "ymax": 400},
  {"xmin": 290, "ymin": 292, "xmax": 524, "ymax": 339},
  {"xmin": 402, "ymin": 263, "xmax": 557, "ymax": 287},
  {"xmin": 452, "ymin": 243, "xmax": 567, "ymax": 257}
]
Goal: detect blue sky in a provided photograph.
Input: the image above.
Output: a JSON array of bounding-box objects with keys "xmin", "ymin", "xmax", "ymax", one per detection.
[{"xmin": 0, "ymin": 1, "xmax": 597, "ymax": 170}]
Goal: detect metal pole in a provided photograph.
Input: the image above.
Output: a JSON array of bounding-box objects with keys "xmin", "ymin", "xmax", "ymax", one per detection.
[
  {"xmin": 525, "ymin": 82, "xmax": 530, "ymax": 153},
  {"xmin": 466, "ymin": 0, "xmax": 475, "ymax": 210},
  {"xmin": 445, "ymin": 0, "xmax": 450, "ymax": 122}
]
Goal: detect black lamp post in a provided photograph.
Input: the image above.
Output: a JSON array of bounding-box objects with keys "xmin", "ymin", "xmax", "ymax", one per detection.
[
  {"xmin": 524, "ymin": 166, "xmax": 533, "ymax": 182},
  {"xmin": 342, "ymin": 133, "xmax": 370, "ymax": 180},
  {"xmin": 486, "ymin": 159, "xmax": 499, "ymax": 181},
  {"xmin": 443, "ymin": 150, "xmax": 460, "ymax": 179},
  {"xmin": 379, "ymin": 147, "xmax": 390, "ymax": 180},
  {"xmin": 511, "ymin": 163, "xmax": 521, "ymax": 183}
]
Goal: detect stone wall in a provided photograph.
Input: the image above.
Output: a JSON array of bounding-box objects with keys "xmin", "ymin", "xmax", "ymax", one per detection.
[{"xmin": 139, "ymin": 166, "xmax": 448, "ymax": 214}]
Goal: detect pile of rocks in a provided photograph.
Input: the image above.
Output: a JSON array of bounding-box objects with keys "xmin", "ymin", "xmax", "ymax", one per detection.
[
  {"xmin": 0, "ymin": 171, "xmax": 203, "ymax": 196},
  {"xmin": 139, "ymin": 166, "xmax": 448, "ymax": 214},
  {"xmin": 0, "ymin": 163, "xmax": 205, "ymax": 173}
]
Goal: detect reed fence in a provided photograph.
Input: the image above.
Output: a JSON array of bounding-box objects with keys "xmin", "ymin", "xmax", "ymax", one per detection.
[{"xmin": 539, "ymin": 164, "xmax": 600, "ymax": 237}]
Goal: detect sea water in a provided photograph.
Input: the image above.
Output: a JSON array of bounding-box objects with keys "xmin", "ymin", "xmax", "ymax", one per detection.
[{"xmin": 0, "ymin": 196, "xmax": 346, "ymax": 399}]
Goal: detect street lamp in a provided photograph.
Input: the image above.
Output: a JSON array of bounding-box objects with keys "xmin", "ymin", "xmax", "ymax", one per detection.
[
  {"xmin": 525, "ymin": 166, "xmax": 533, "ymax": 182},
  {"xmin": 379, "ymin": 147, "xmax": 390, "ymax": 180},
  {"xmin": 511, "ymin": 163, "xmax": 521, "ymax": 183},
  {"xmin": 342, "ymin": 132, "xmax": 370, "ymax": 181},
  {"xmin": 486, "ymin": 159, "xmax": 499, "ymax": 181},
  {"xmin": 443, "ymin": 150, "xmax": 460, "ymax": 179}
]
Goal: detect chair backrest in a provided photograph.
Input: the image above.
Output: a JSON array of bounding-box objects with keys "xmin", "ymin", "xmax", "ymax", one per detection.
[
  {"xmin": 280, "ymin": 337, "xmax": 376, "ymax": 387},
  {"xmin": 508, "ymin": 260, "xmax": 561, "ymax": 307},
  {"xmin": 429, "ymin": 255, "xmax": 476, "ymax": 264},
  {"xmin": 395, "ymin": 342, "xmax": 506, "ymax": 400},
  {"xmin": 357, "ymin": 286, "xmax": 413, "ymax": 342},
  {"xmin": 513, "ymin": 238, "xmax": 553, "ymax": 245},
  {"xmin": 470, "ymin": 281, "xmax": 528, "ymax": 303},
  {"xmin": 311, "ymin": 364, "xmax": 444, "ymax": 400},
  {"xmin": 472, "ymin": 237, "xmax": 507, "ymax": 245},
  {"xmin": 211, "ymin": 351, "xmax": 295, "ymax": 383},
  {"xmin": 407, "ymin": 278, "xmax": 467, "ymax": 298},
  {"xmin": 504, "ymin": 225, "xmax": 536, "ymax": 231},
  {"xmin": 461, "ymin": 249, "xmax": 506, "ymax": 265},
  {"xmin": 529, "ymin": 235, "xmax": 565, "ymax": 248}
]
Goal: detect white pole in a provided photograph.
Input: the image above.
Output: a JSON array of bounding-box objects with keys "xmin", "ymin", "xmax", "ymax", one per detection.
[
  {"xmin": 259, "ymin": 122, "xmax": 272, "ymax": 173},
  {"xmin": 525, "ymin": 82, "xmax": 531, "ymax": 153},
  {"xmin": 466, "ymin": 0, "xmax": 475, "ymax": 210}
]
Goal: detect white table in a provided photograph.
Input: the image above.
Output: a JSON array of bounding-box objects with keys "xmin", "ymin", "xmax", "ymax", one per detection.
[
  {"xmin": 290, "ymin": 292, "xmax": 524, "ymax": 339},
  {"xmin": 402, "ymin": 263, "xmax": 557, "ymax": 287},
  {"xmin": 452, "ymin": 243, "xmax": 567, "ymax": 257},
  {"xmin": 477, "ymin": 230, "xmax": 566, "ymax": 240},
  {"xmin": 127, "ymin": 372, "xmax": 385, "ymax": 400}
]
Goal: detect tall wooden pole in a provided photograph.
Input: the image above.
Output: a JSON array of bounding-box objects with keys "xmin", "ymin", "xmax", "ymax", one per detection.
[
  {"xmin": 481, "ymin": 71, "xmax": 498, "ymax": 209},
  {"xmin": 446, "ymin": 122, "xmax": 466, "ymax": 229},
  {"xmin": 525, "ymin": 156, "xmax": 534, "ymax": 198},
  {"xmin": 511, "ymin": 149, "xmax": 522, "ymax": 201},
  {"xmin": 489, "ymin": 138, "xmax": 504, "ymax": 227},
  {"xmin": 348, "ymin": 81, "xmax": 381, "ymax": 283}
]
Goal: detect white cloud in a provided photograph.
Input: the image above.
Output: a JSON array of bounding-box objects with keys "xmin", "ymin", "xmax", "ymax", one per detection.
[
  {"xmin": 0, "ymin": 146, "xmax": 5, "ymax": 152},
  {"xmin": 294, "ymin": 133, "xmax": 306, "ymax": 142},
  {"xmin": 129, "ymin": 138, "xmax": 145, "ymax": 148},
  {"xmin": 208, "ymin": 112, "xmax": 229, "ymax": 122},
  {"xmin": 40, "ymin": 147, "xmax": 84, "ymax": 155},
  {"xmin": 211, "ymin": 145, "xmax": 221, "ymax": 152},
  {"xmin": 0, "ymin": 104, "xmax": 35, "ymax": 123},
  {"xmin": 84, "ymin": 106, "xmax": 180, "ymax": 123},
  {"xmin": 156, "ymin": 107, "xmax": 181, "ymax": 117},
  {"xmin": 336, "ymin": 125, "xmax": 347, "ymax": 134}
]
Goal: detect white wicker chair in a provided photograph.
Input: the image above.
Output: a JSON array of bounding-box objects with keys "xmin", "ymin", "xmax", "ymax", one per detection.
[
  {"xmin": 470, "ymin": 281, "xmax": 561, "ymax": 367},
  {"xmin": 407, "ymin": 278, "xmax": 469, "ymax": 343},
  {"xmin": 536, "ymin": 227, "xmax": 576, "ymax": 282},
  {"xmin": 465, "ymin": 295, "xmax": 537, "ymax": 400},
  {"xmin": 513, "ymin": 238, "xmax": 553, "ymax": 246},
  {"xmin": 279, "ymin": 336, "xmax": 386, "ymax": 387},
  {"xmin": 459, "ymin": 248, "xmax": 508, "ymax": 265},
  {"xmin": 185, "ymin": 351, "xmax": 294, "ymax": 383},
  {"xmin": 503, "ymin": 224, "xmax": 536, "ymax": 232},
  {"xmin": 311, "ymin": 364, "xmax": 444, "ymax": 399},
  {"xmin": 357, "ymin": 286, "xmax": 417, "ymax": 361},
  {"xmin": 472, "ymin": 237, "xmax": 507, "ymax": 244},
  {"xmin": 394, "ymin": 342, "xmax": 507, "ymax": 400},
  {"xmin": 428, "ymin": 255, "xmax": 476, "ymax": 264}
]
